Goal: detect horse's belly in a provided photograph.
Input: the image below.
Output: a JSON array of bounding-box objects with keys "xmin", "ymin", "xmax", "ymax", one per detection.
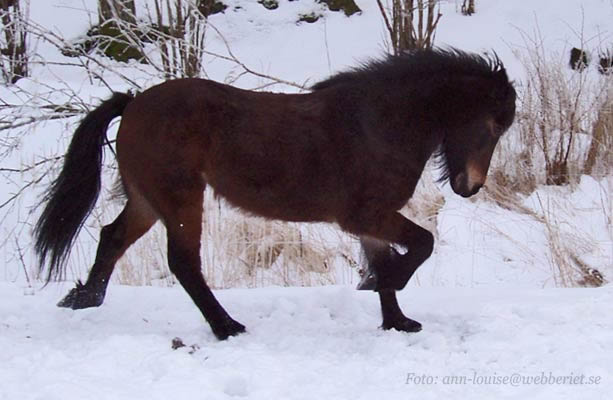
[{"xmin": 204, "ymin": 170, "xmax": 337, "ymax": 224}]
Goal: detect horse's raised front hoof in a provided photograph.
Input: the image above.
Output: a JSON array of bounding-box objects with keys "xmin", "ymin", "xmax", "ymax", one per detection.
[
  {"xmin": 381, "ymin": 316, "xmax": 422, "ymax": 333},
  {"xmin": 356, "ymin": 269, "xmax": 411, "ymax": 291},
  {"xmin": 357, "ymin": 249, "xmax": 414, "ymax": 291},
  {"xmin": 57, "ymin": 282, "xmax": 105, "ymax": 309},
  {"xmin": 356, "ymin": 270, "xmax": 377, "ymax": 290},
  {"xmin": 211, "ymin": 318, "xmax": 246, "ymax": 341}
]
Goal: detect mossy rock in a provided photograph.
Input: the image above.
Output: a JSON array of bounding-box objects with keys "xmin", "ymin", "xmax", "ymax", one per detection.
[
  {"xmin": 96, "ymin": 22, "xmax": 145, "ymax": 63},
  {"xmin": 569, "ymin": 47, "xmax": 589, "ymax": 72},
  {"xmin": 259, "ymin": 0, "xmax": 279, "ymax": 10},
  {"xmin": 298, "ymin": 12, "xmax": 322, "ymax": 23},
  {"xmin": 318, "ymin": 0, "xmax": 361, "ymax": 16},
  {"xmin": 198, "ymin": 0, "xmax": 227, "ymax": 17},
  {"xmin": 256, "ymin": 0, "xmax": 362, "ymax": 17},
  {"xmin": 61, "ymin": 21, "xmax": 147, "ymax": 63}
]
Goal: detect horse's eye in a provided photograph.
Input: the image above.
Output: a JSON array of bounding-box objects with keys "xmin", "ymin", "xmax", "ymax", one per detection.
[{"xmin": 492, "ymin": 123, "xmax": 504, "ymax": 138}]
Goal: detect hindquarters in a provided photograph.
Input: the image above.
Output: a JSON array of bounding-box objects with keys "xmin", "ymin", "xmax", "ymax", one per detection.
[
  {"xmin": 113, "ymin": 82, "xmax": 246, "ymax": 339},
  {"xmin": 115, "ymin": 81, "xmax": 211, "ymax": 212}
]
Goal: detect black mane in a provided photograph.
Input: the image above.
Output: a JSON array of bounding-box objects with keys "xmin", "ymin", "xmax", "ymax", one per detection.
[
  {"xmin": 312, "ymin": 48, "xmax": 504, "ymax": 91},
  {"xmin": 311, "ymin": 47, "xmax": 514, "ymax": 187}
]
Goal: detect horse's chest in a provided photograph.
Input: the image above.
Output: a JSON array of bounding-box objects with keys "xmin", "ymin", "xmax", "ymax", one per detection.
[{"xmin": 347, "ymin": 150, "xmax": 422, "ymax": 211}]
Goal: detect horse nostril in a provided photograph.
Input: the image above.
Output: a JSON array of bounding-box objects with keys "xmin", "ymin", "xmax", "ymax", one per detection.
[{"xmin": 453, "ymin": 172, "xmax": 467, "ymax": 192}]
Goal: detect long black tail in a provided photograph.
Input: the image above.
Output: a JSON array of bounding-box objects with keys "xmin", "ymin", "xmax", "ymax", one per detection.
[{"xmin": 34, "ymin": 92, "xmax": 134, "ymax": 281}]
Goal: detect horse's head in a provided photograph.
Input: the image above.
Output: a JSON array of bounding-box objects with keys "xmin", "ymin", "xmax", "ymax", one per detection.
[{"xmin": 439, "ymin": 67, "xmax": 516, "ymax": 198}]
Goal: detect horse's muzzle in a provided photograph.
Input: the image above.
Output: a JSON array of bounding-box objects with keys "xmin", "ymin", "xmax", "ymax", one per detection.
[{"xmin": 451, "ymin": 171, "xmax": 484, "ymax": 198}]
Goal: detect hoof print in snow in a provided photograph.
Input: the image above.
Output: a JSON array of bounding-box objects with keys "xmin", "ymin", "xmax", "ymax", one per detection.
[
  {"xmin": 188, "ymin": 344, "xmax": 201, "ymax": 354},
  {"xmin": 171, "ymin": 337, "xmax": 201, "ymax": 354},
  {"xmin": 171, "ymin": 337, "xmax": 186, "ymax": 350}
]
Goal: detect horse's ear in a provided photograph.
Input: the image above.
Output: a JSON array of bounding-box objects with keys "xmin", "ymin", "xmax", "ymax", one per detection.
[{"xmin": 491, "ymin": 68, "xmax": 511, "ymax": 102}]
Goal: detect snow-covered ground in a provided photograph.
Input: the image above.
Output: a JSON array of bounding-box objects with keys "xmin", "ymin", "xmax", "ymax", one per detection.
[
  {"xmin": 1, "ymin": 0, "xmax": 612, "ymax": 398},
  {"xmin": 2, "ymin": 282, "xmax": 612, "ymax": 399}
]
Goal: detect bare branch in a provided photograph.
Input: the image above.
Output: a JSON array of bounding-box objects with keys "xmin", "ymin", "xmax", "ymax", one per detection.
[{"xmin": 206, "ymin": 23, "xmax": 308, "ymax": 91}]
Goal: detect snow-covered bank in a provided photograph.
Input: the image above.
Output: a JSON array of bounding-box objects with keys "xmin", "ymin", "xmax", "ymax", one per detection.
[
  {"xmin": 412, "ymin": 175, "xmax": 613, "ymax": 289},
  {"xmin": 1, "ymin": 282, "xmax": 611, "ymax": 399}
]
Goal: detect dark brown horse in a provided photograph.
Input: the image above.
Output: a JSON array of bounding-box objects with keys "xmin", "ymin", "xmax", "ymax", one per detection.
[{"xmin": 35, "ymin": 48, "xmax": 516, "ymax": 340}]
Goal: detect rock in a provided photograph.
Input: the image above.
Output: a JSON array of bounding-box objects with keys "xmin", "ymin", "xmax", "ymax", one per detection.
[
  {"xmin": 319, "ymin": 0, "xmax": 361, "ymax": 16},
  {"xmin": 569, "ymin": 47, "xmax": 589, "ymax": 71},
  {"xmin": 259, "ymin": 0, "xmax": 279, "ymax": 10}
]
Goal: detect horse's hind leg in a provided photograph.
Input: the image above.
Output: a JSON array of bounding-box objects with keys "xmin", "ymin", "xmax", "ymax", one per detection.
[
  {"xmin": 161, "ymin": 189, "xmax": 245, "ymax": 340},
  {"xmin": 57, "ymin": 197, "xmax": 157, "ymax": 309}
]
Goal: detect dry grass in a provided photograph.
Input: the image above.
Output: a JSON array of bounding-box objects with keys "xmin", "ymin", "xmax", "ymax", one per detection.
[
  {"xmin": 510, "ymin": 29, "xmax": 613, "ymax": 188},
  {"xmin": 483, "ymin": 176, "xmax": 609, "ymax": 288},
  {"xmin": 479, "ymin": 28, "xmax": 612, "ymax": 287},
  {"xmin": 584, "ymin": 94, "xmax": 613, "ymax": 177},
  {"xmin": 535, "ymin": 192, "xmax": 607, "ymax": 287}
]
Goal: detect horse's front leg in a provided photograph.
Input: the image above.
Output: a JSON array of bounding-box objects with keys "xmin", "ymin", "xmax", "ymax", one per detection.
[
  {"xmin": 358, "ymin": 236, "xmax": 426, "ymax": 333},
  {"xmin": 357, "ymin": 236, "xmax": 403, "ymax": 291},
  {"xmin": 343, "ymin": 212, "xmax": 434, "ymax": 332},
  {"xmin": 356, "ymin": 213, "xmax": 434, "ymax": 292}
]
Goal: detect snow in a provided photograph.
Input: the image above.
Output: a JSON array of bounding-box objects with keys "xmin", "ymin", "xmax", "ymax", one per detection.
[
  {"xmin": 1, "ymin": 0, "xmax": 613, "ymax": 398},
  {"xmin": 2, "ymin": 282, "xmax": 612, "ymax": 399}
]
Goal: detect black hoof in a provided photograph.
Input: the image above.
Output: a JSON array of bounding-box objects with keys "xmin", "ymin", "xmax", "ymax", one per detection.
[
  {"xmin": 357, "ymin": 249, "xmax": 416, "ymax": 291},
  {"xmin": 57, "ymin": 281, "xmax": 105, "ymax": 309},
  {"xmin": 356, "ymin": 271, "xmax": 377, "ymax": 290},
  {"xmin": 212, "ymin": 318, "xmax": 246, "ymax": 340},
  {"xmin": 382, "ymin": 316, "xmax": 422, "ymax": 333},
  {"xmin": 356, "ymin": 268, "xmax": 412, "ymax": 291}
]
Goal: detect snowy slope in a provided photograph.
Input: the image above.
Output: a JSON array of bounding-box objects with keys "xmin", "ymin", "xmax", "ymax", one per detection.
[{"xmin": 2, "ymin": 282, "xmax": 612, "ymax": 400}]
